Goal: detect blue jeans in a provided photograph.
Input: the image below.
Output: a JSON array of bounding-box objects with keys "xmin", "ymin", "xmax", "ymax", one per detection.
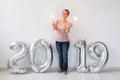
[{"xmin": 56, "ymin": 41, "xmax": 70, "ymax": 71}]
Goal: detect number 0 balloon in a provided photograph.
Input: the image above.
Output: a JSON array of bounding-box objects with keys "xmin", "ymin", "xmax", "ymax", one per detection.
[{"xmin": 29, "ymin": 39, "xmax": 53, "ymax": 73}]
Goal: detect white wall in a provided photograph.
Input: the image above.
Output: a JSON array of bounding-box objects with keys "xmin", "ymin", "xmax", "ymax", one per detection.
[{"xmin": 0, "ymin": 0, "xmax": 120, "ymax": 69}]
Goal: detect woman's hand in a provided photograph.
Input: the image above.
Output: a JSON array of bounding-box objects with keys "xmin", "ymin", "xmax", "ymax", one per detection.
[
  {"xmin": 52, "ymin": 20, "xmax": 58, "ymax": 30},
  {"xmin": 65, "ymin": 23, "xmax": 72, "ymax": 33}
]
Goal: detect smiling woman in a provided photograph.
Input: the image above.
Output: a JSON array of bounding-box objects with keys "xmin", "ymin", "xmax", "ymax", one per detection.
[{"xmin": 52, "ymin": 9, "xmax": 72, "ymax": 75}]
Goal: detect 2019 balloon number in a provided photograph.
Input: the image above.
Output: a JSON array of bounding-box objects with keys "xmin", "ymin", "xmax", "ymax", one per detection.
[{"xmin": 8, "ymin": 39, "xmax": 108, "ymax": 74}]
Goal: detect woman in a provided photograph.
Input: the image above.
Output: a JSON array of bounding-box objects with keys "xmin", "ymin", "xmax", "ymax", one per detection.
[{"xmin": 52, "ymin": 9, "xmax": 72, "ymax": 75}]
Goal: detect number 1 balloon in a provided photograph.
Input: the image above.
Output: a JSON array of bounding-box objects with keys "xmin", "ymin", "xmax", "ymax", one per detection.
[{"xmin": 75, "ymin": 40, "xmax": 88, "ymax": 72}]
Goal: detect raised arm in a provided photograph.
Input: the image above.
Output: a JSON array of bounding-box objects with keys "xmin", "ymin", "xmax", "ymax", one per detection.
[
  {"xmin": 66, "ymin": 22, "xmax": 72, "ymax": 33},
  {"xmin": 52, "ymin": 20, "xmax": 58, "ymax": 30}
]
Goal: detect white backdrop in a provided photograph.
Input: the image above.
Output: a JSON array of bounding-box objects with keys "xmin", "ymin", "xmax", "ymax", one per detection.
[{"xmin": 0, "ymin": 0, "xmax": 120, "ymax": 69}]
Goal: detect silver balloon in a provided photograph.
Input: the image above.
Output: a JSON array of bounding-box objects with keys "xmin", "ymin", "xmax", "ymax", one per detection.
[
  {"xmin": 88, "ymin": 42, "xmax": 109, "ymax": 73},
  {"xmin": 75, "ymin": 40, "xmax": 88, "ymax": 72},
  {"xmin": 29, "ymin": 39, "xmax": 53, "ymax": 73},
  {"xmin": 8, "ymin": 41, "xmax": 29, "ymax": 74}
]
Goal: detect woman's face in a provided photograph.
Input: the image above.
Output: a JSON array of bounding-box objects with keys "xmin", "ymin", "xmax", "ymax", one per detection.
[{"xmin": 62, "ymin": 10, "xmax": 69, "ymax": 19}]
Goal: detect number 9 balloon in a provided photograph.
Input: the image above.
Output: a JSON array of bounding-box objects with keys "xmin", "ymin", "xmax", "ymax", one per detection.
[{"xmin": 88, "ymin": 42, "xmax": 109, "ymax": 73}]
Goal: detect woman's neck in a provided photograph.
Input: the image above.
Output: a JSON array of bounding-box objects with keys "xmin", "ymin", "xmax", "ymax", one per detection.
[{"xmin": 61, "ymin": 18, "xmax": 67, "ymax": 22}]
